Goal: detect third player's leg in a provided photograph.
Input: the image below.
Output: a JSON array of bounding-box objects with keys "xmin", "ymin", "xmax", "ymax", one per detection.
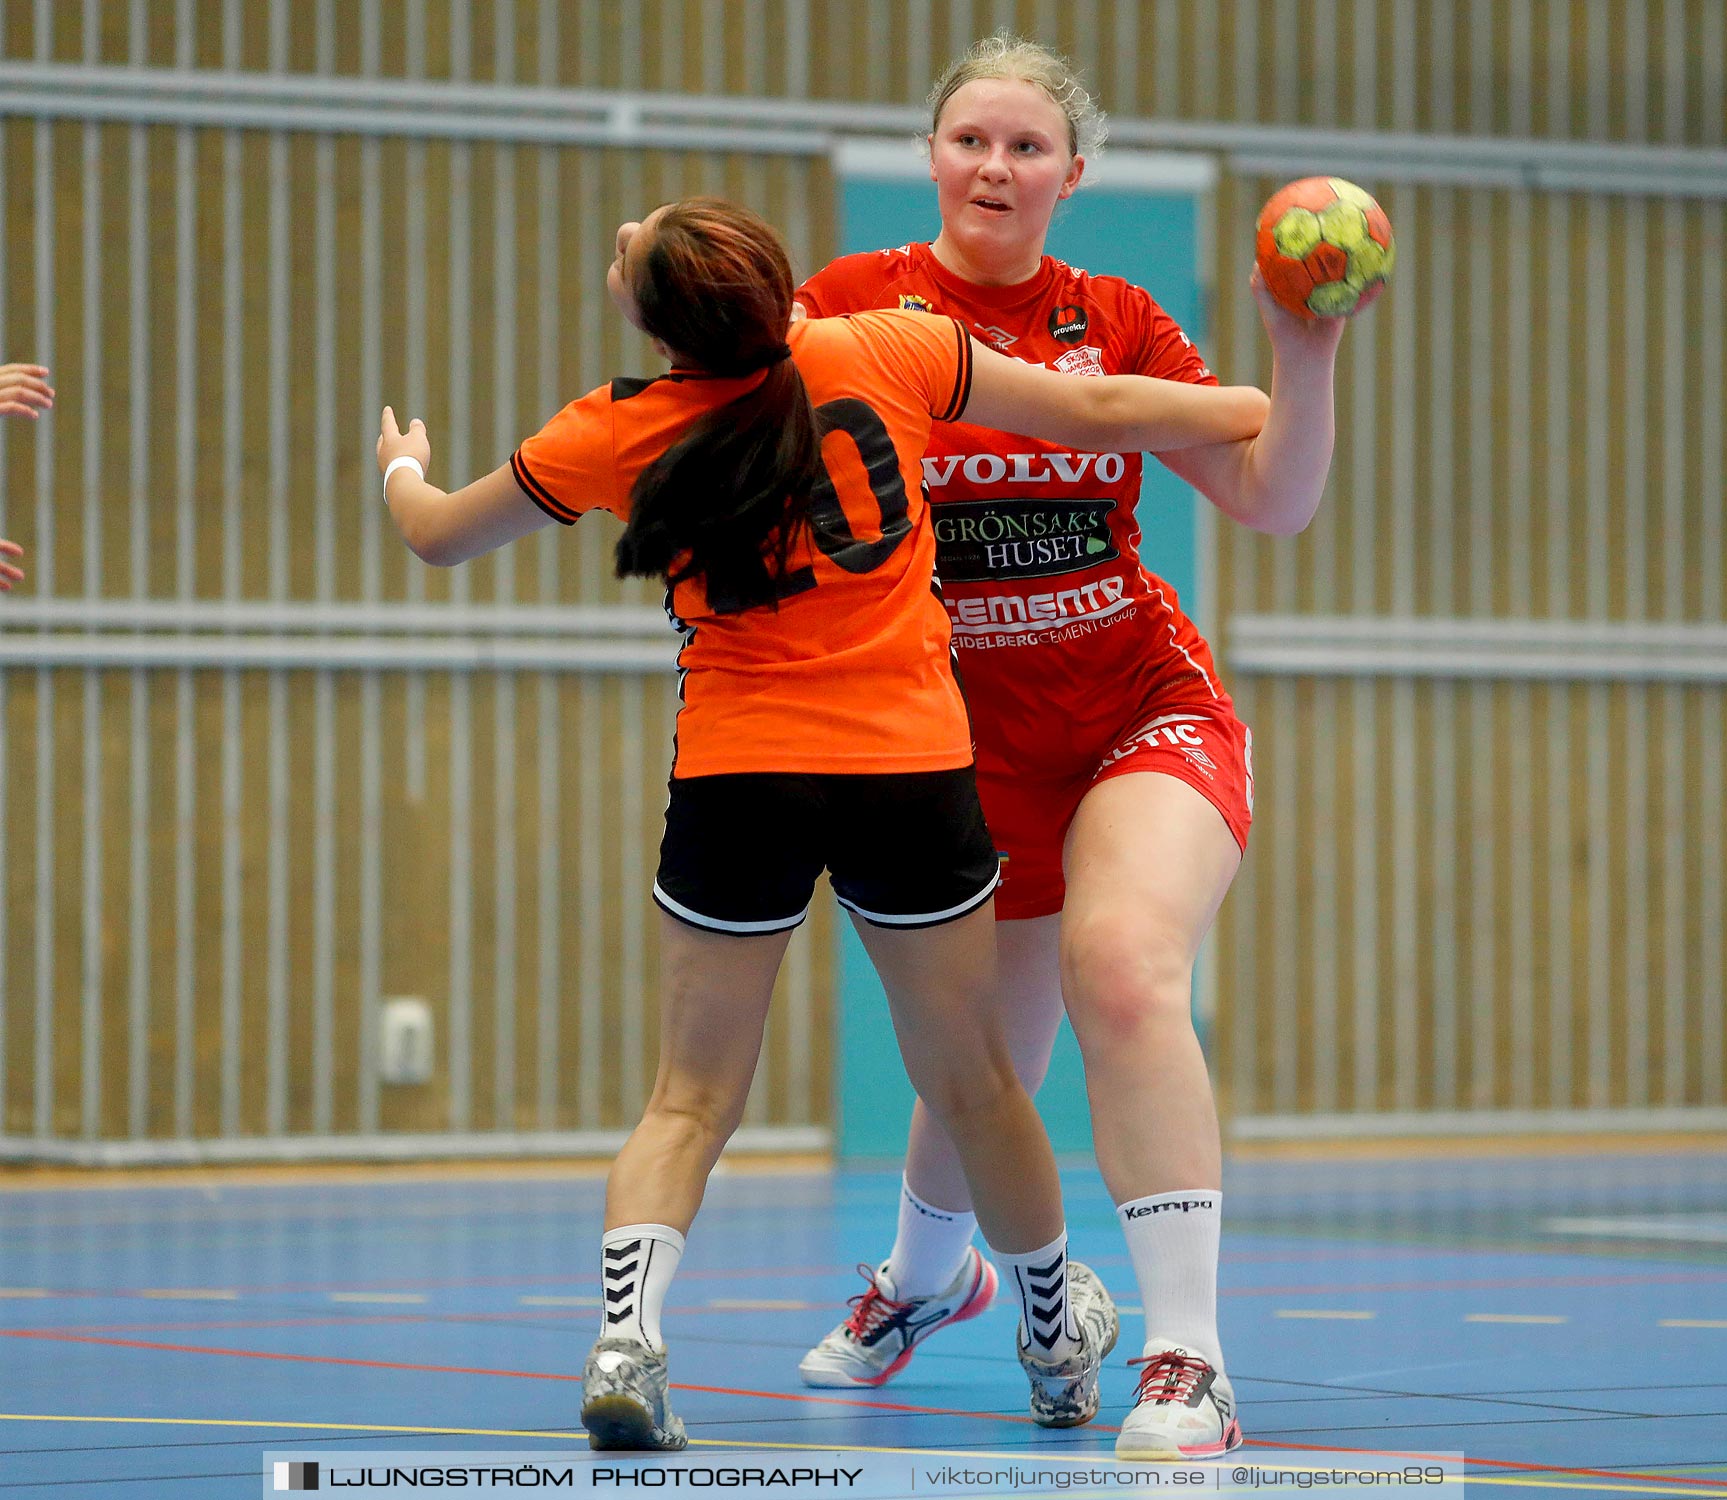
[
  {"xmin": 901, "ymin": 912, "xmax": 1067, "ymax": 1209},
  {"xmin": 851, "ymin": 903, "xmax": 1064, "ymax": 1255}
]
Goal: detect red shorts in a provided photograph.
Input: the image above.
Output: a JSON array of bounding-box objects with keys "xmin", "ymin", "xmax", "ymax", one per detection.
[{"xmin": 977, "ymin": 699, "xmax": 1255, "ymax": 921}]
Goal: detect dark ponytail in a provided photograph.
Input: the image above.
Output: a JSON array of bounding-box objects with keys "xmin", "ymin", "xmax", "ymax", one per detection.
[{"xmin": 613, "ymin": 199, "xmax": 821, "ymax": 613}]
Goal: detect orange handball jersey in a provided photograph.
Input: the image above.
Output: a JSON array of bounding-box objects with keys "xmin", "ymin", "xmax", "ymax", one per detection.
[{"xmin": 511, "ymin": 310, "xmax": 975, "ymax": 779}]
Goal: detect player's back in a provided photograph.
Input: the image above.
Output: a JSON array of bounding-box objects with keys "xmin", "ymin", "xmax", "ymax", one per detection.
[{"xmin": 635, "ymin": 310, "xmax": 975, "ymax": 778}]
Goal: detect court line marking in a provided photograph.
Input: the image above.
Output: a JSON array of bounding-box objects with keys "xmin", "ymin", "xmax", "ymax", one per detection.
[
  {"xmin": 139, "ymin": 1290, "xmax": 239, "ymax": 1301},
  {"xmin": 5, "ymin": 1265, "xmax": 1723, "ymax": 1317},
  {"xmin": 706, "ymin": 1299, "xmax": 823, "ymax": 1310},
  {"xmin": 1662, "ymin": 1320, "xmax": 1727, "ymax": 1329},
  {"xmin": 0, "ymin": 1301, "xmax": 779, "ymax": 1337},
  {"xmin": 0, "ymin": 1413, "xmax": 583, "ymax": 1438},
  {"xmin": 1274, "ymin": 1309, "xmax": 1377, "ymax": 1319},
  {"xmin": 1473, "ymin": 1483, "xmax": 1727, "ymax": 1495},
  {"xmin": 0, "ymin": 1414, "xmax": 1721, "ymax": 1494},
  {"xmin": 1544, "ymin": 1215, "xmax": 1727, "ymax": 1243},
  {"xmin": 1465, "ymin": 1314, "xmax": 1570, "ymax": 1324},
  {"xmin": 328, "ymin": 1293, "xmax": 428, "ymax": 1305},
  {"xmin": 1250, "ymin": 1437, "xmax": 1727, "ymax": 1491},
  {"xmin": 1226, "ymin": 1270, "xmax": 1727, "ymax": 1297},
  {"xmin": 0, "ymin": 1331, "xmax": 1033, "ymax": 1426},
  {"xmin": 9, "ymin": 1262, "xmax": 1727, "ymax": 1304},
  {"xmin": 7, "ymin": 1335, "xmax": 1724, "ymax": 1490},
  {"xmin": 0, "ymin": 1266, "xmax": 860, "ymax": 1303}
]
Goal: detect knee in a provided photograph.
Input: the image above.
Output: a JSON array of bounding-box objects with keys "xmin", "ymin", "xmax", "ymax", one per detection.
[
  {"xmin": 642, "ymin": 1080, "xmax": 747, "ymax": 1153},
  {"xmin": 909, "ymin": 1050, "xmax": 1023, "ymax": 1131},
  {"xmin": 1060, "ymin": 912, "xmax": 1194, "ymax": 1049}
]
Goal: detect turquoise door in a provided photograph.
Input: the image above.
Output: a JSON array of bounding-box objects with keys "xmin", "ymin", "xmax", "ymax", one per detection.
[{"xmin": 829, "ymin": 148, "xmax": 1215, "ymax": 1160}]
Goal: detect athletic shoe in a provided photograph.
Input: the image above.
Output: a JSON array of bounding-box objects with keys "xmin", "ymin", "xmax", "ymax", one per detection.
[
  {"xmin": 580, "ymin": 1336, "xmax": 688, "ymax": 1451},
  {"xmin": 1114, "ymin": 1341, "xmax": 1242, "ymax": 1460},
  {"xmin": 1015, "ymin": 1260, "xmax": 1120, "ymax": 1427},
  {"xmin": 798, "ymin": 1247, "xmax": 998, "ymax": 1388}
]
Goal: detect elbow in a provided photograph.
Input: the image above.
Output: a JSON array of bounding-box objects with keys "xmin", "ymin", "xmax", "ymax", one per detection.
[
  {"xmin": 411, "ymin": 541, "xmax": 458, "ymax": 568},
  {"xmin": 1257, "ymin": 510, "xmax": 1315, "ymax": 538},
  {"xmin": 1243, "ymin": 496, "xmax": 1321, "ymax": 537},
  {"xmin": 400, "ymin": 514, "xmax": 461, "ymax": 568}
]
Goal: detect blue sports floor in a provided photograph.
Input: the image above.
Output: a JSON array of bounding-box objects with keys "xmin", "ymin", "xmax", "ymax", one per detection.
[{"xmin": 2, "ymin": 1146, "xmax": 1725, "ymax": 1496}]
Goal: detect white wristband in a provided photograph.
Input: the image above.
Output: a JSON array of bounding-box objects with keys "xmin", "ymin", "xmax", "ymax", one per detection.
[{"xmin": 383, "ymin": 454, "xmax": 425, "ymax": 501}]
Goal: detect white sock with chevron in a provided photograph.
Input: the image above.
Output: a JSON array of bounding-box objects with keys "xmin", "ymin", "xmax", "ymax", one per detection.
[
  {"xmin": 996, "ymin": 1232, "xmax": 1081, "ymax": 1363},
  {"xmin": 600, "ymin": 1223, "xmax": 685, "ymax": 1349}
]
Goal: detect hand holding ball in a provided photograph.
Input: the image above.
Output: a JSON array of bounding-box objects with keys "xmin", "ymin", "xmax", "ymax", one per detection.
[{"xmin": 1255, "ymin": 177, "xmax": 1396, "ymax": 320}]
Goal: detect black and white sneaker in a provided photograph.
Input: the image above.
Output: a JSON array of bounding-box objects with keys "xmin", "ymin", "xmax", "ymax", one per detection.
[
  {"xmin": 1015, "ymin": 1261, "xmax": 1119, "ymax": 1427},
  {"xmin": 580, "ymin": 1337, "xmax": 688, "ymax": 1451}
]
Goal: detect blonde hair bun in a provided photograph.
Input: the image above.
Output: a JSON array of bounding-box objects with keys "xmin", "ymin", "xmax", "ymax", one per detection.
[{"xmin": 928, "ymin": 32, "xmax": 1108, "ymax": 159}]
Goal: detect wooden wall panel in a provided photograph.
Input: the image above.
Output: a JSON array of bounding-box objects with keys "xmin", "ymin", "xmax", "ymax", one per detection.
[{"xmin": 0, "ymin": 0, "xmax": 1720, "ymax": 1146}]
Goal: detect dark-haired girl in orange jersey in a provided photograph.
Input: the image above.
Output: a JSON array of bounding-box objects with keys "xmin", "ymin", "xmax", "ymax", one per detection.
[{"xmin": 375, "ymin": 197, "xmax": 1267, "ymax": 1452}]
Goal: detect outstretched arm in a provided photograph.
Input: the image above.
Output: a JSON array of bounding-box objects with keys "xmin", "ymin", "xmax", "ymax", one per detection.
[
  {"xmin": 961, "ymin": 341, "xmax": 1268, "ymax": 457},
  {"xmin": 0, "ymin": 362, "xmax": 52, "ymax": 592},
  {"xmin": 1157, "ymin": 268, "xmax": 1345, "ymax": 536},
  {"xmin": 0, "ymin": 364, "xmax": 53, "ymax": 420},
  {"xmin": 376, "ymin": 406, "xmax": 554, "ymax": 567}
]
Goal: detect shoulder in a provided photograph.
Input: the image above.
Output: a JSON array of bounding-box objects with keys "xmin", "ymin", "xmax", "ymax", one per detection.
[
  {"xmin": 1046, "ymin": 259, "xmax": 1165, "ymax": 319},
  {"xmin": 797, "ymin": 307, "xmax": 960, "ymax": 361},
  {"xmin": 1051, "ymin": 261, "xmax": 1202, "ymax": 361},
  {"xmin": 797, "ymin": 245, "xmax": 927, "ymax": 315},
  {"xmin": 830, "ymin": 307, "xmax": 965, "ymax": 351}
]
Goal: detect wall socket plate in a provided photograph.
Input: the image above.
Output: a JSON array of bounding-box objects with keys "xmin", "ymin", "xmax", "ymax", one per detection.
[{"xmin": 379, "ymin": 997, "xmax": 434, "ymax": 1086}]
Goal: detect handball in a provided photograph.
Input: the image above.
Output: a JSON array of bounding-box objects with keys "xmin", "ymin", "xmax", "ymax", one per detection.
[{"xmin": 1255, "ymin": 176, "xmax": 1396, "ymax": 320}]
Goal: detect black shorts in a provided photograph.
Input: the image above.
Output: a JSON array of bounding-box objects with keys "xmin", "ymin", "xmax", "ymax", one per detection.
[{"xmin": 652, "ymin": 767, "xmax": 1001, "ymax": 935}]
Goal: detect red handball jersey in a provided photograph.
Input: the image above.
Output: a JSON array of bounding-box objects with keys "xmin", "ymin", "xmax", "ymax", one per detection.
[{"xmin": 796, "ymin": 242, "xmax": 1233, "ymax": 784}]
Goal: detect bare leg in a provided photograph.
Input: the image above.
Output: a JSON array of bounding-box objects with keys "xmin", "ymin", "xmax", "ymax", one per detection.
[
  {"xmin": 901, "ymin": 913, "xmax": 1066, "ymax": 1210},
  {"xmin": 886, "ymin": 775, "xmax": 1237, "ymax": 1207},
  {"xmin": 604, "ymin": 913, "xmax": 790, "ymax": 1233},
  {"xmin": 1059, "ymin": 773, "xmax": 1239, "ymax": 1198},
  {"xmin": 849, "ymin": 902, "xmax": 1063, "ymax": 1254}
]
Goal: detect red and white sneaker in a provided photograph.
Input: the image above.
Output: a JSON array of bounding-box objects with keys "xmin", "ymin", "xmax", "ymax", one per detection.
[
  {"xmin": 1114, "ymin": 1341, "xmax": 1243, "ymax": 1460},
  {"xmin": 797, "ymin": 1248, "xmax": 997, "ymax": 1388}
]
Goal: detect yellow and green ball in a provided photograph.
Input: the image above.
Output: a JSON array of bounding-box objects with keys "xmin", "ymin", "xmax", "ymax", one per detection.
[{"xmin": 1255, "ymin": 177, "xmax": 1396, "ymax": 320}]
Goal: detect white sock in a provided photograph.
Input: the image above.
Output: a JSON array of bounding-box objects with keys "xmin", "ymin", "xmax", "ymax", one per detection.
[
  {"xmin": 995, "ymin": 1231, "xmax": 1081, "ymax": 1363},
  {"xmin": 600, "ymin": 1223, "xmax": 685, "ymax": 1349},
  {"xmin": 1116, "ymin": 1189, "xmax": 1223, "ymax": 1369},
  {"xmin": 884, "ymin": 1177, "xmax": 978, "ymax": 1298}
]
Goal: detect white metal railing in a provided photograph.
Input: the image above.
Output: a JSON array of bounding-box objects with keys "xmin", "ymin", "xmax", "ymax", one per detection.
[
  {"xmin": 1, "ymin": 600, "xmax": 672, "ymax": 633},
  {"xmin": 0, "ymin": 61, "xmax": 1725, "ymax": 197},
  {"xmin": 0, "ymin": 602, "xmax": 680, "ymax": 670},
  {"xmin": 1228, "ymin": 616, "xmax": 1727, "ymax": 682}
]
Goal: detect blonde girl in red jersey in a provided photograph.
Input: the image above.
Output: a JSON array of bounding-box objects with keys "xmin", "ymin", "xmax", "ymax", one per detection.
[
  {"xmin": 373, "ymin": 198, "xmax": 1267, "ymax": 1452},
  {"xmin": 0, "ymin": 362, "xmax": 56, "ymax": 591},
  {"xmin": 794, "ymin": 37, "xmax": 1347, "ymax": 1461}
]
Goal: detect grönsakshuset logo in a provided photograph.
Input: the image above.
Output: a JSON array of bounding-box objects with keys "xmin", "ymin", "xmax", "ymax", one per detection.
[{"xmin": 931, "ymin": 499, "xmax": 1117, "ymax": 582}]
